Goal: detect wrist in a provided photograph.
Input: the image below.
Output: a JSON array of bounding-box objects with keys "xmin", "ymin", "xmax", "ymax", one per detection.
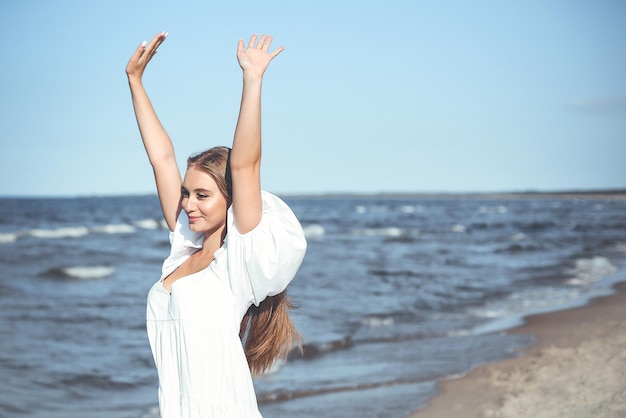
[
  {"xmin": 127, "ymin": 75, "xmax": 144, "ymax": 87},
  {"xmin": 242, "ymin": 72, "xmax": 264, "ymax": 83}
]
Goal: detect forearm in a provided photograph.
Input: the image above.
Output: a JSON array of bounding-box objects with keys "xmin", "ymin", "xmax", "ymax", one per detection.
[
  {"xmin": 128, "ymin": 76, "xmax": 182, "ymax": 229},
  {"xmin": 128, "ymin": 76, "xmax": 176, "ymax": 167},
  {"xmin": 230, "ymin": 74, "xmax": 263, "ymax": 171}
]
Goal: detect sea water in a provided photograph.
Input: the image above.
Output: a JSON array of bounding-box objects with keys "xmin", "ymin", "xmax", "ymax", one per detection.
[{"xmin": 1, "ymin": 194, "xmax": 625, "ymax": 418}]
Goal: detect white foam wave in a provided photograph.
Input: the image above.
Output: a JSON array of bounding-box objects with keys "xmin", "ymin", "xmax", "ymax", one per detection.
[
  {"xmin": 135, "ymin": 218, "xmax": 161, "ymax": 230},
  {"xmin": 479, "ymin": 205, "xmax": 508, "ymax": 214},
  {"xmin": 354, "ymin": 205, "xmax": 391, "ymax": 214},
  {"xmin": 0, "ymin": 233, "xmax": 18, "ymax": 244},
  {"xmin": 511, "ymin": 232, "xmax": 527, "ymax": 241},
  {"xmin": 92, "ymin": 224, "xmax": 136, "ymax": 234},
  {"xmin": 62, "ymin": 266, "xmax": 115, "ymax": 279},
  {"xmin": 473, "ymin": 287, "xmax": 582, "ymax": 318},
  {"xmin": 23, "ymin": 218, "xmax": 163, "ymax": 241},
  {"xmin": 400, "ymin": 205, "xmax": 424, "ymax": 214},
  {"xmin": 303, "ymin": 224, "xmax": 325, "ymax": 238},
  {"xmin": 352, "ymin": 227, "xmax": 405, "ymax": 237},
  {"xmin": 563, "ymin": 256, "xmax": 617, "ymax": 286},
  {"xmin": 30, "ymin": 227, "xmax": 89, "ymax": 239},
  {"xmin": 450, "ymin": 224, "xmax": 467, "ymax": 233},
  {"xmin": 361, "ymin": 316, "xmax": 394, "ymax": 327}
]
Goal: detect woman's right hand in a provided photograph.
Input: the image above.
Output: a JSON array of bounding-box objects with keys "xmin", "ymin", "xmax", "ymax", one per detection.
[{"xmin": 126, "ymin": 31, "xmax": 168, "ymax": 82}]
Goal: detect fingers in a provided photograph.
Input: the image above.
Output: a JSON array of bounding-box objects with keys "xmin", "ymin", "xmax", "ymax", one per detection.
[
  {"xmin": 237, "ymin": 38, "xmax": 245, "ymax": 55},
  {"xmin": 126, "ymin": 31, "xmax": 168, "ymax": 77},
  {"xmin": 243, "ymin": 33, "xmax": 283, "ymax": 55},
  {"xmin": 144, "ymin": 31, "xmax": 168, "ymax": 56},
  {"xmin": 132, "ymin": 31, "xmax": 166, "ymax": 68},
  {"xmin": 257, "ymin": 34, "xmax": 269, "ymax": 50},
  {"xmin": 130, "ymin": 41, "xmax": 147, "ymax": 61},
  {"xmin": 269, "ymin": 45, "xmax": 285, "ymax": 59},
  {"xmin": 247, "ymin": 34, "xmax": 258, "ymax": 49}
]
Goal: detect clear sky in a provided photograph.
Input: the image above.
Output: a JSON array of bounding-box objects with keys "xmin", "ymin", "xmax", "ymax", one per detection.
[{"xmin": 1, "ymin": 1, "xmax": 625, "ymax": 196}]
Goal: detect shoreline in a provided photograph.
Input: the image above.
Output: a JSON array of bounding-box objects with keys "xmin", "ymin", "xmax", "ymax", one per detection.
[{"xmin": 406, "ymin": 281, "xmax": 626, "ymax": 418}]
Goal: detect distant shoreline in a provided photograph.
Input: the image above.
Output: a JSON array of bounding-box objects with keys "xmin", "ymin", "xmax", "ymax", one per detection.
[{"xmin": 284, "ymin": 189, "xmax": 626, "ymax": 200}]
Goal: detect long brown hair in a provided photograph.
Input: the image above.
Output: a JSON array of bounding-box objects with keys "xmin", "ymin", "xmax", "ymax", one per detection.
[{"xmin": 187, "ymin": 146, "xmax": 301, "ymax": 375}]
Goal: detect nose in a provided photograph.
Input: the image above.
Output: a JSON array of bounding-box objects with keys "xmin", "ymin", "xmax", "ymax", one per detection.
[{"xmin": 183, "ymin": 195, "xmax": 195, "ymax": 213}]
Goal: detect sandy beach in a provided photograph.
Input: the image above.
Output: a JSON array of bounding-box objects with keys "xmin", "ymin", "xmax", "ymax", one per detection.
[{"xmin": 407, "ymin": 282, "xmax": 626, "ymax": 418}]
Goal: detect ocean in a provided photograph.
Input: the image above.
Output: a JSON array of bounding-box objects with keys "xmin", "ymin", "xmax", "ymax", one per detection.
[{"xmin": 1, "ymin": 193, "xmax": 625, "ymax": 418}]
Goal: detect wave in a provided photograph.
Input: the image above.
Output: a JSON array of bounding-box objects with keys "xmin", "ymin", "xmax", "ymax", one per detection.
[
  {"xmin": 511, "ymin": 232, "xmax": 527, "ymax": 241},
  {"xmin": 468, "ymin": 287, "xmax": 580, "ymax": 319},
  {"xmin": 496, "ymin": 243, "xmax": 541, "ymax": 254},
  {"xmin": 450, "ymin": 224, "xmax": 467, "ymax": 233},
  {"xmin": 514, "ymin": 220, "xmax": 557, "ymax": 232},
  {"xmin": 91, "ymin": 224, "xmax": 136, "ymax": 234},
  {"xmin": 134, "ymin": 218, "xmax": 161, "ymax": 230},
  {"xmin": 369, "ymin": 269, "xmax": 423, "ymax": 279},
  {"xmin": 30, "ymin": 227, "xmax": 89, "ymax": 239},
  {"xmin": 297, "ymin": 336, "xmax": 353, "ymax": 360},
  {"xmin": 361, "ymin": 315, "xmax": 395, "ymax": 327},
  {"xmin": 302, "ymin": 224, "xmax": 325, "ymax": 238},
  {"xmin": 478, "ymin": 205, "xmax": 508, "ymax": 214},
  {"xmin": 351, "ymin": 227, "xmax": 412, "ymax": 237},
  {"xmin": 42, "ymin": 266, "xmax": 115, "ymax": 280},
  {"xmin": 59, "ymin": 372, "xmax": 137, "ymax": 390},
  {"xmin": 257, "ymin": 375, "xmax": 432, "ymax": 405},
  {"xmin": 401, "ymin": 204, "xmax": 425, "ymax": 213},
  {"xmin": 354, "ymin": 204, "xmax": 392, "ymax": 214},
  {"xmin": 0, "ymin": 233, "xmax": 18, "ymax": 244},
  {"xmin": 563, "ymin": 256, "xmax": 617, "ymax": 285},
  {"xmin": 294, "ymin": 314, "xmax": 418, "ymax": 362},
  {"xmin": 355, "ymin": 204, "xmax": 426, "ymax": 215},
  {"xmin": 495, "ymin": 234, "xmax": 542, "ymax": 254},
  {"xmin": 4, "ymin": 218, "xmax": 166, "ymax": 244}
]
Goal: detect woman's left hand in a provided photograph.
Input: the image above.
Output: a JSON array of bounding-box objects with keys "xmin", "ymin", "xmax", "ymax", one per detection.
[{"xmin": 236, "ymin": 34, "xmax": 284, "ymax": 79}]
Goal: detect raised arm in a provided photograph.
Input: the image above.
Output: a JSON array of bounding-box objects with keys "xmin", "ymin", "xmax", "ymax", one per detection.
[
  {"xmin": 231, "ymin": 34, "xmax": 284, "ymax": 234},
  {"xmin": 126, "ymin": 31, "xmax": 182, "ymax": 231}
]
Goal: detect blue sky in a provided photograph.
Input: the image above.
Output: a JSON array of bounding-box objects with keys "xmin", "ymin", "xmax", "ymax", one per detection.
[{"xmin": 1, "ymin": 1, "xmax": 625, "ymax": 196}]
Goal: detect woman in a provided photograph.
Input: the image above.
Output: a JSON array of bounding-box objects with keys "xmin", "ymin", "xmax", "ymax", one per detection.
[{"xmin": 126, "ymin": 31, "xmax": 307, "ymax": 417}]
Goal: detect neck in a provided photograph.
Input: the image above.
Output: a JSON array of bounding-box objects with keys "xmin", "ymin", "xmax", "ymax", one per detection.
[{"xmin": 202, "ymin": 224, "xmax": 227, "ymax": 256}]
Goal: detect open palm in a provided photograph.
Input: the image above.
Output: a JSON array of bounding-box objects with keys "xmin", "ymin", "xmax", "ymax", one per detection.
[{"xmin": 237, "ymin": 34, "xmax": 284, "ymax": 78}]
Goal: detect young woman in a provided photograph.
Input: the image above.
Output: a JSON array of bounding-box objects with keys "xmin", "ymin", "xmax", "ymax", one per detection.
[{"xmin": 126, "ymin": 31, "xmax": 307, "ymax": 417}]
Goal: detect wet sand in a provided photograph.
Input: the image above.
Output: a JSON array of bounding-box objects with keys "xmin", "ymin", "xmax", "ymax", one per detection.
[{"xmin": 406, "ymin": 282, "xmax": 626, "ymax": 418}]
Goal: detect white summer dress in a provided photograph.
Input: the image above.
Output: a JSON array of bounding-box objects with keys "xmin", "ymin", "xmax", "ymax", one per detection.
[{"xmin": 146, "ymin": 191, "xmax": 307, "ymax": 418}]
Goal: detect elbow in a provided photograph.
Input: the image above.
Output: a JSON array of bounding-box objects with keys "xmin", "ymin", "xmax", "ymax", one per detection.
[
  {"xmin": 229, "ymin": 160, "xmax": 261, "ymax": 176},
  {"xmin": 229, "ymin": 152, "xmax": 261, "ymax": 172},
  {"xmin": 150, "ymin": 152, "xmax": 177, "ymax": 169}
]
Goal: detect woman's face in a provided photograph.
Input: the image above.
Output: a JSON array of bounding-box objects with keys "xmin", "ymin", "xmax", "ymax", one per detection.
[{"xmin": 181, "ymin": 166, "xmax": 228, "ymax": 235}]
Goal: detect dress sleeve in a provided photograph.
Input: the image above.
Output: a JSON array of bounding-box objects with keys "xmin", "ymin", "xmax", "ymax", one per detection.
[
  {"xmin": 226, "ymin": 191, "xmax": 307, "ymax": 307},
  {"xmin": 160, "ymin": 211, "xmax": 203, "ymax": 280}
]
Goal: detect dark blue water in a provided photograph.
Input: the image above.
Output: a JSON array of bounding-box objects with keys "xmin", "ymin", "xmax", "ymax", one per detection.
[{"xmin": 1, "ymin": 193, "xmax": 625, "ymax": 418}]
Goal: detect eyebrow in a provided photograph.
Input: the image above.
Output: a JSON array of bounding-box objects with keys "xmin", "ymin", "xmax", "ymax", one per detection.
[{"xmin": 181, "ymin": 186, "xmax": 213, "ymax": 193}]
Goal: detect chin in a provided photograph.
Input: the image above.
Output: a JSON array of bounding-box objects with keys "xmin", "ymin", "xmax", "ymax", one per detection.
[{"xmin": 188, "ymin": 223, "xmax": 205, "ymax": 233}]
